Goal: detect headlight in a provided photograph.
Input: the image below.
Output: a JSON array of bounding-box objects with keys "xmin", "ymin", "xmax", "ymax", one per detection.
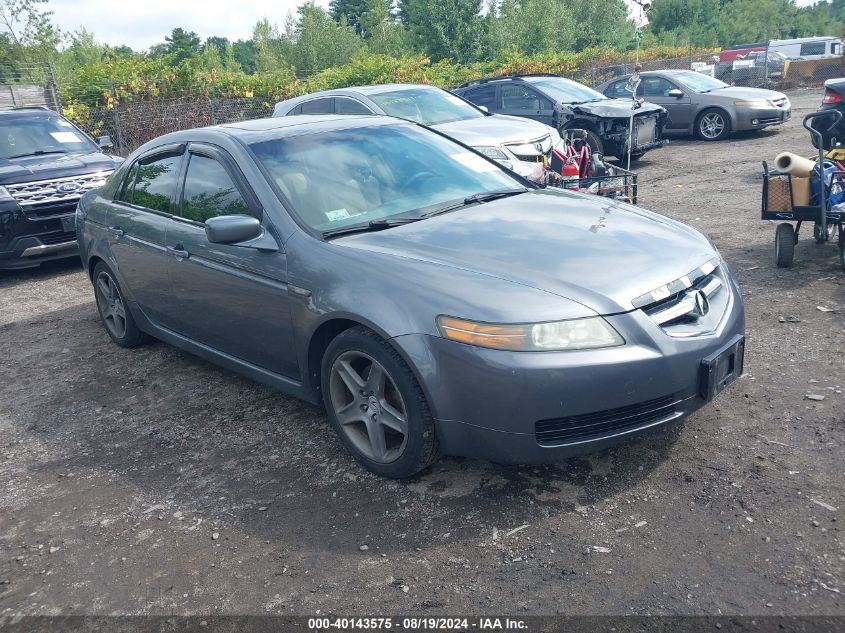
[
  {"xmin": 734, "ymin": 100, "xmax": 770, "ymax": 108},
  {"xmin": 0, "ymin": 186, "xmax": 14, "ymax": 203},
  {"xmin": 437, "ymin": 316, "xmax": 624, "ymax": 352},
  {"xmin": 474, "ymin": 146, "xmax": 509, "ymax": 161}
]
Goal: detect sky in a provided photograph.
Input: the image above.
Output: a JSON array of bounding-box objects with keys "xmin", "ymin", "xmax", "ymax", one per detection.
[{"xmin": 48, "ymin": 0, "xmax": 822, "ymax": 52}]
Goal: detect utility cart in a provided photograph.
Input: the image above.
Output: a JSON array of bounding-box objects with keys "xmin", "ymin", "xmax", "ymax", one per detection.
[{"xmin": 762, "ymin": 111, "xmax": 845, "ymax": 269}]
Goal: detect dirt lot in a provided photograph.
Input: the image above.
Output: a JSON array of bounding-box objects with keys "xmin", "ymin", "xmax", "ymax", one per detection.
[{"xmin": 1, "ymin": 89, "xmax": 844, "ymax": 618}]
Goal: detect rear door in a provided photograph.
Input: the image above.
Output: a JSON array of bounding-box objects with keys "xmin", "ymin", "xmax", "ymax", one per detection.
[
  {"xmin": 164, "ymin": 144, "xmax": 298, "ymax": 378},
  {"xmin": 459, "ymin": 84, "xmax": 498, "ymax": 112},
  {"xmin": 106, "ymin": 146, "xmax": 184, "ymax": 325},
  {"xmin": 499, "ymin": 84, "xmax": 555, "ymax": 125}
]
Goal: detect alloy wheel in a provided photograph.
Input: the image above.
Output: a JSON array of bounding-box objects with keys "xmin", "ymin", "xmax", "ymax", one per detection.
[
  {"xmin": 328, "ymin": 351, "xmax": 409, "ymax": 463},
  {"xmin": 699, "ymin": 112, "xmax": 726, "ymax": 140},
  {"xmin": 95, "ymin": 271, "xmax": 128, "ymax": 339}
]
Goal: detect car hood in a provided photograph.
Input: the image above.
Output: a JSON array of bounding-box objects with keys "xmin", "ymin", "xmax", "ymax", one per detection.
[
  {"xmin": 707, "ymin": 86, "xmax": 786, "ymax": 101},
  {"xmin": 569, "ymin": 99, "xmax": 666, "ymax": 119},
  {"xmin": 335, "ymin": 189, "xmax": 717, "ymax": 315},
  {"xmin": 432, "ymin": 114, "xmax": 554, "ymax": 147},
  {"xmin": 0, "ymin": 152, "xmax": 121, "ymax": 185}
]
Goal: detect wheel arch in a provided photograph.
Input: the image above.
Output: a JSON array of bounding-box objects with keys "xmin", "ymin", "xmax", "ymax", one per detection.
[{"xmin": 695, "ymin": 106, "xmax": 733, "ymax": 135}]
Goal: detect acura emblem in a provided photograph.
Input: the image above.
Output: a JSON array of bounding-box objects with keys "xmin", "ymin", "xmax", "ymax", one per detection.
[
  {"xmin": 692, "ymin": 290, "xmax": 710, "ymax": 317},
  {"xmin": 56, "ymin": 182, "xmax": 80, "ymax": 194},
  {"xmin": 534, "ymin": 142, "xmax": 544, "ymax": 153}
]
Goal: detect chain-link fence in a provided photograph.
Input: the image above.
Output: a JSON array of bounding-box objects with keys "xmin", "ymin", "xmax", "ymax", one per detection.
[{"xmin": 0, "ymin": 63, "xmax": 61, "ymax": 111}]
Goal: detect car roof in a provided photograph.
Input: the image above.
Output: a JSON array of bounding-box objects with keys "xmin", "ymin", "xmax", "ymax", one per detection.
[{"xmin": 0, "ymin": 106, "xmax": 57, "ymax": 117}]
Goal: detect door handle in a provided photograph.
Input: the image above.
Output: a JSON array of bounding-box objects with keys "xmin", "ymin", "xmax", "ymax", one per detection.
[
  {"xmin": 108, "ymin": 226, "xmax": 124, "ymax": 237},
  {"xmin": 167, "ymin": 245, "xmax": 190, "ymax": 260}
]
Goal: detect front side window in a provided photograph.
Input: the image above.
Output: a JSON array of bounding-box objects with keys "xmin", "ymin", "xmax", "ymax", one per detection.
[
  {"xmin": 606, "ymin": 80, "xmax": 631, "ymax": 99},
  {"xmin": 335, "ymin": 98, "xmax": 372, "ymax": 115},
  {"xmin": 368, "ymin": 87, "xmax": 485, "ymax": 125},
  {"xmin": 642, "ymin": 77, "xmax": 677, "ymax": 97},
  {"xmin": 0, "ymin": 113, "xmax": 99, "ymax": 159},
  {"xmin": 250, "ymin": 123, "xmax": 521, "ymax": 233},
  {"xmin": 180, "ymin": 154, "xmax": 252, "ymax": 223},
  {"xmin": 502, "ymin": 85, "xmax": 546, "ymax": 111},
  {"xmin": 124, "ymin": 153, "xmax": 181, "ymax": 213}
]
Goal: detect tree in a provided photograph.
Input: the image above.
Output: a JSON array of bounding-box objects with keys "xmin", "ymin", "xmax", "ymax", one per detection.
[
  {"xmin": 162, "ymin": 27, "xmax": 202, "ymax": 63},
  {"xmin": 647, "ymin": 0, "xmax": 722, "ymax": 47},
  {"xmin": 401, "ymin": 0, "xmax": 484, "ymax": 63},
  {"xmin": 0, "ymin": 0, "xmax": 60, "ymax": 63},
  {"xmin": 566, "ymin": 0, "xmax": 633, "ymax": 51},
  {"xmin": 329, "ymin": 0, "xmax": 370, "ymax": 34},
  {"xmin": 289, "ymin": 3, "xmax": 363, "ymax": 73},
  {"xmin": 232, "ymin": 39, "xmax": 257, "ymax": 73},
  {"xmin": 485, "ymin": 0, "xmax": 575, "ymax": 58}
]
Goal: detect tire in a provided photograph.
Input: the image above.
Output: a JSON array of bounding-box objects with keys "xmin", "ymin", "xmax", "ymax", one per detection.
[
  {"xmin": 775, "ymin": 223, "xmax": 796, "ymax": 268},
  {"xmin": 696, "ymin": 108, "xmax": 731, "ymax": 141},
  {"xmin": 92, "ymin": 262, "xmax": 148, "ymax": 348},
  {"xmin": 813, "ymin": 222, "xmax": 833, "ymax": 244},
  {"xmin": 321, "ymin": 326, "xmax": 439, "ymax": 479},
  {"xmin": 583, "ymin": 130, "xmax": 605, "ymax": 156}
]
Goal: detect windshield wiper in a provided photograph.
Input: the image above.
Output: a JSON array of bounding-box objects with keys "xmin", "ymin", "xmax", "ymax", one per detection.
[
  {"xmin": 322, "ymin": 217, "xmax": 420, "ymax": 239},
  {"xmin": 420, "ymin": 188, "xmax": 528, "ymax": 218},
  {"xmin": 5, "ymin": 149, "xmax": 68, "ymax": 159}
]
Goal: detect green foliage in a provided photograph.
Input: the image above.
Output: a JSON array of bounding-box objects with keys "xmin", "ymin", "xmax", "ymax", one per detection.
[{"xmin": 401, "ymin": 0, "xmax": 485, "ymax": 63}]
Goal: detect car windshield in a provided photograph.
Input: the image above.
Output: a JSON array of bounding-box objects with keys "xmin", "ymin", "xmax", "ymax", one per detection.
[
  {"xmin": 672, "ymin": 72, "xmax": 729, "ymax": 93},
  {"xmin": 368, "ymin": 87, "xmax": 484, "ymax": 125},
  {"xmin": 522, "ymin": 76, "xmax": 607, "ymax": 103},
  {"xmin": 249, "ymin": 123, "xmax": 522, "ymax": 234},
  {"xmin": 0, "ymin": 114, "xmax": 99, "ymax": 159}
]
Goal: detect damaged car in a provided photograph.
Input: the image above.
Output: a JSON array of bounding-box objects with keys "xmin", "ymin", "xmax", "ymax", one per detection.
[{"xmin": 453, "ymin": 74, "xmax": 668, "ymax": 160}]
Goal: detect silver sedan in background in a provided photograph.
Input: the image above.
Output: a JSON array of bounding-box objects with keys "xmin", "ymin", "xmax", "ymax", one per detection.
[{"xmin": 598, "ymin": 70, "xmax": 791, "ymax": 141}]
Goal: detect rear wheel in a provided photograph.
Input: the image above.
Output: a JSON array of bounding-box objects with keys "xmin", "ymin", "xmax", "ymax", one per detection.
[
  {"xmin": 321, "ymin": 326, "xmax": 439, "ymax": 479},
  {"xmin": 93, "ymin": 262, "xmax": 148, "ymax": 347},
  {"xmin": 696, "ymin": 108, "xmax": 731, "ymax": 141},
  {"xmin": 813, "ymin": 222, "xmax": 834, "ymax": 243},
  {"xmin": 775, "ymin": 223, "xmax": 796, "ymax": 268}
]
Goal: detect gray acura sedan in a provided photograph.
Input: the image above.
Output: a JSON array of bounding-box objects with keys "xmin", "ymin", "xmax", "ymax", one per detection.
[
  {"xmin": 77, "ymin": 115, "xmax": 745, "ymax": 478},
  {"xmin": 598, "ymin": 70, "xmax": 790, "ymax": 141}
]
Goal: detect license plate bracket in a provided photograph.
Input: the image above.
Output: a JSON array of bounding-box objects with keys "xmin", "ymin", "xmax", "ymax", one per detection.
[
  {"xmin": 700, "ymin": 335, "xmax": 745, "ymax": 401},
  {"xmin": 60, "ymin": 214, "xmax": 76, "ymax": 232}
]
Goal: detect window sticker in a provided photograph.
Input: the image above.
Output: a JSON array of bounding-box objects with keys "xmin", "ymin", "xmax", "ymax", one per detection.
[
  {"xmin": 325, "ymin": 208, "xmax": 351, "ymax": 222},
  {"xmin": 450, "ymin": 152, "xmax": 498, "ymax": 173},
  {"xmin": 50, "ymin": 131, "xmax": 82, "ymax": 144}
]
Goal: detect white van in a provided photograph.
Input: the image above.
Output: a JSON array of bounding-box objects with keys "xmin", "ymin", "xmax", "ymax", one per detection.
[{"xmin": 768, "ymin": 37, "xmax": 843, "ymax": 60}]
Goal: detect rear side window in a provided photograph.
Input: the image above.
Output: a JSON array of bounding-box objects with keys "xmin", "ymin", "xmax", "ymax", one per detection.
[
  {"xmin": 800, "ymin": 42, "xmax": 826, "ymax": 56},
  {"xmin": 335, "ymin": 98, "xmax": 372, "ymax": 115},
  {"xmin": 120, "ymin": 153, "xmax": 181, "ymax": 213},
  {"xmin": 462, "ymin": 85, "xmax": 496, "ymax": 110},
  {"xmin": 180, "ymin": 154, "xmax": 252, "ymax": 223},
  {"xmin": 300, "ymin": 98, "xmax": 333, "ymax": 114}
]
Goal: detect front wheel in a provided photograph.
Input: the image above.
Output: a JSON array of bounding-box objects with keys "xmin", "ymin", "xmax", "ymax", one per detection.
[
  {"xmin": 321, "ymin": 326, "xmax": 439, "ymax": 479},
  {"xmin": 696, "ymin": 108, "xmax": 731, "ymax": 141}
]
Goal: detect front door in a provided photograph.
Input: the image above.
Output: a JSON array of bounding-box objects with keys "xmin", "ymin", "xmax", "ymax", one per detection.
[
  {"xmin": 640, "ymin": 77, "xmax": 693, "ymax": 132},
  {"xmin": 107, "ymin": 148, "xmax": 183, "ymax": 325},
  {"xmin": 164, "ymin": 146, "xmax": 298, "ymax": 379},
  {"xmin": 499, "ymin": 84, "xmax": 555, "ymax": 126}
]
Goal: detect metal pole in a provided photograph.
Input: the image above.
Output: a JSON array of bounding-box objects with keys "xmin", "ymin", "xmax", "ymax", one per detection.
[{"xmin": 109, "ymin": 77, "xmax": 126, "ymax": 156}]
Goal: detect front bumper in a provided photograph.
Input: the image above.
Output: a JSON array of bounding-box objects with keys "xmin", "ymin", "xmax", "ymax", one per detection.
[
  {"xmin": 735, "ymin": 106, "xmax": 791, "ymax": 130},
  {"xmin": 0, "ymin": 204, "xmax": 79, "ymax": 270},
  {"xmin": 392, "ymin": 278, "xmax": 745, "ymax": 464}
]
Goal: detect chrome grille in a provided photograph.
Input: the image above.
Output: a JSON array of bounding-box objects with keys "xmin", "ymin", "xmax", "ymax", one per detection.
[
  {"xmin": 5, "ymin": 171, "xmax": 112, "ymax": 208},
  {"xmin": 771, "ymin": 97, "xmax": 789, "ymax": 109},
  {"xmin": 634, "ymin": 258, "xmax": 730, "ymax": 337},
  {"xmin": 504, "ymin": 134, "xmax": 553, "ymax": 163}
]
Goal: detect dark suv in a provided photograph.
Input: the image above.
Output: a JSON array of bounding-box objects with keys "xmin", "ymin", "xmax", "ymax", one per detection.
[
  {"xmin": 453, "ymin": 74, "xmax": 667, "ymax": 160},
  {"xmin": 0, "ymin": 107, "xmax": 121, "ymax": 270}
]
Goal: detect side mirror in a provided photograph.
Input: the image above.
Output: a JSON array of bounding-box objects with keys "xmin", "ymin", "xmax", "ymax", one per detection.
[
  {"xmin": 478, "ymin": 105, "xmax": 489, "ymax": 113},
  {"xmin": 205, "ymin": 214, "xmax": 263, "ymax": 245},
  {"xmin": 97, "ymin": 135, "xmax": 114, "ymax": 150},
  {"xmin": 668, "ymin": 89, "xmax": 684, "ymax": 98}
]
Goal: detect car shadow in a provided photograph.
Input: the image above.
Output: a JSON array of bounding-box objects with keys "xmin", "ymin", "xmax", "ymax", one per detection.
[
  {"xmin": 0, "ymin": 257, "xmax": 83, "ymax": 290},
  {"xmin": 2, "ymin": 301, "xmax": 685, "ymax": 557}
]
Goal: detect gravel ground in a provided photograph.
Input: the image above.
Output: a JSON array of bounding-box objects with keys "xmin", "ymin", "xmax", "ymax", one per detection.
[{"xmin": 1, "ymin": 89, "xmax": 843, "ymax": 618}]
